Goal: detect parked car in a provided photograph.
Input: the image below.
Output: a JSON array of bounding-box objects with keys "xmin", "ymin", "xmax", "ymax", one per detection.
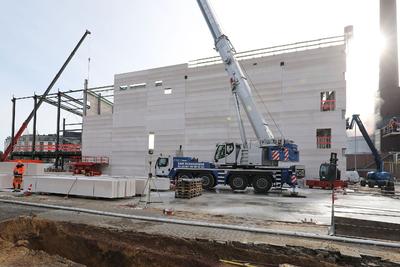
[{"xmin": 344, "ymin": 171, "xmax": 360, "ymax": 184}]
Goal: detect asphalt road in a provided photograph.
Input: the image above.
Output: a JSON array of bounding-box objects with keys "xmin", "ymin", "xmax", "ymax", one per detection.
[{"xmin": 0, "ymin": 202, "xmax": 47, "ymax": 221}]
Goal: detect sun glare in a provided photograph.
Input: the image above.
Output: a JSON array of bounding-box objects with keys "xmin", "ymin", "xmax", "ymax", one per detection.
[
  {"xmin": 346, "ymin": 31, "xmax": 381, "ymax": 135},
  {"xmin": 378, "ymin": 33, "xmax": 387, "ymax": 55}
]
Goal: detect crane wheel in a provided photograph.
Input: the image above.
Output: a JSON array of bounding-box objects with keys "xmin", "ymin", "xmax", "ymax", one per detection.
[
  {"xmin": 253, "ymin": 176, "xmax": 272, "ymax": 193},
  {"xmin": 229, "ymin": 175, "xmax": 248, "ymax": 191},
  {"xmin": 200, "ymin": 174, "xmax": 215, "ymax": 190}
]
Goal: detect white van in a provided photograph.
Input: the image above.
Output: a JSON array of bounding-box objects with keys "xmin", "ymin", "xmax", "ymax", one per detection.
[{"xmin": 344, "ymin": 171, "xmax": 360, "ymax": 183}]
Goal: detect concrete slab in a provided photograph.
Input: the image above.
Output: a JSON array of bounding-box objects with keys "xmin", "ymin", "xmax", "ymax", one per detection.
[
  {"xmin": 0, "ymin": 174, "xmax": 13, "ymax": 189},
  {"xmin": 0, "ymin": 162, "xmax": 45, "ymax": 176},
  {"xmin": 151, "ymin": 177, "xmax": 170, "ymax": 191},
  {"xmin": 22, "ymin": 175, "xmax": 140, "ymax": 199},
  {"xmin": 134, "ymin": 178, "xmax": 148, "ymax": 196}
]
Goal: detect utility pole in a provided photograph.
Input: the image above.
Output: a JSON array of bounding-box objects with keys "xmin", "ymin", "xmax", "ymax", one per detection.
[
  {"xmin": 10, "ymin": 97, "xmax": 16, "ymax": 160},
  {"xmin": 329, "ymin": 152, "xmax": 338, "ymax": 235}
]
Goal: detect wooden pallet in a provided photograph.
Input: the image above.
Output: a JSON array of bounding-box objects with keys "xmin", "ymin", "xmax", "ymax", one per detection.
[
  {"xmin": 175, "ymin": 178, "xmax": 203, "ymax": 199},
  {"xmin": 175, "ymin": 191, "xmax": 202, "ymax": 199}
]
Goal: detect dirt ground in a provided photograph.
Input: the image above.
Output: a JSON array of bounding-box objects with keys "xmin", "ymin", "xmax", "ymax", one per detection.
[
  {"xmin": 0, "ymin": 216, "xmax": 399, "ymax": 267},
  {"xmin": 0, "ymin": 236, "xmax": 82, "ymax": 267}
]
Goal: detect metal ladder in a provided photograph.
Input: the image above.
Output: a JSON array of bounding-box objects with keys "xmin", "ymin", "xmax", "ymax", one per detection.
[{"xmin": 240, "ymin": 148, "xmax": 249, "ymax": 165}]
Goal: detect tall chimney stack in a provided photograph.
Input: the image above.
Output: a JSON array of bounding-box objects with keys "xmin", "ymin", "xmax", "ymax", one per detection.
[
  {"xmin": 379, "ymin": 0, "xmax": 400, "ymax": 126},
  {"xmin": 379, "ymin": 0, "xmax": 400, "ymax": 154}
]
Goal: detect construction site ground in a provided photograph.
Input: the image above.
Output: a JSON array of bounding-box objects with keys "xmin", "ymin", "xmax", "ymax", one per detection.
[{"xmin": 0, "ymin": 184, "xmax": 399, "ymax": 266}]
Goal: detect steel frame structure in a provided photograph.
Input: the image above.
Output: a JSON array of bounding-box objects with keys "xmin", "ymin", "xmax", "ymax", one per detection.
[{"xmin": 9, "ymin": 84, "xmax": 114, "ymax": 167}]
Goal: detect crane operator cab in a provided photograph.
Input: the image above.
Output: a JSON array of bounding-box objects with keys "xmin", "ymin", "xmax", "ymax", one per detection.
[{"xmin": 214, "ymin": 142, "xmax": 241, "ymax": 166}]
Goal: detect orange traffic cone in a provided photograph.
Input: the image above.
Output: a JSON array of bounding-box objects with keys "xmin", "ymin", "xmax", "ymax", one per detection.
[{"xmin": 24, "ymin": 184, "xmax": 32, "ymax": 196}]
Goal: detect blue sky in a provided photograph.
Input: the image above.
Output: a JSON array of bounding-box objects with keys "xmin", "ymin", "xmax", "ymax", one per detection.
[{"xmin": 0, "ymin": 0, "xmax": 384, "ymax": 149}]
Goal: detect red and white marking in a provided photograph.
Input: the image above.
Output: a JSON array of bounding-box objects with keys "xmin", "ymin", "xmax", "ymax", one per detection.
[
  {"xmin": 272, "ymin": 150, "xmax": 280, "ymax": 161},
  {"xmin": 291, "ymin": 174, "xmax": 297, "ymax": 184},
  {"xmin": 284, "ymin": 148, "xmax": 289, "ymax": 161}
]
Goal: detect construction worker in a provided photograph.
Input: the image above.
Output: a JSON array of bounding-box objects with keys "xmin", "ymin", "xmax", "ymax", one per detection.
[
  {"xmin": 389, "ymin": 117, "xmax": 399, "ymax": 132},
  {"xmin": 13, "ymin": 161, "xmax": 25, "ymax": 192}
]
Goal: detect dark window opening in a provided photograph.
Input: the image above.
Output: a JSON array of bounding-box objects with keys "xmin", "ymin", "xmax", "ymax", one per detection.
[
  {"xmin": 320, "ymin": 91, "xmax": 336, "ymax": 111},
  {"xmin": 317, "ymin": 128, "xmax": 331, "ymax": 149}
]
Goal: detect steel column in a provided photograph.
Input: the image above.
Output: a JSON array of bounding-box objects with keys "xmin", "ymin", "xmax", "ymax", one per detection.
[
  {"xmin": 10, "ymin": 97, "xmax": 16, "ymax": 160},
  {"xmin": 83, "ymin": 79, "xmax": 88, "ymax": 116},
  {"xmin": 97, "ymin": 93, "xmax": 101, "ymax": 115},
  {"xmin": 31, "ymin": 95, "xmax": 38, "ymax": 159},
  {"xmin": 61, "ymin": 118, "xmax": 66, "ymax": 170},
  {"xmin": 1, "ymin": 29, "xmax": 91, "ymax": 161},
  {"xmin": 55, "ymin": 91, "xmax": 61, "ymax": 167}
]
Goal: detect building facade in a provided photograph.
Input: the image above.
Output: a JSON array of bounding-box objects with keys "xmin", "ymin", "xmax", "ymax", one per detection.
[{"xmin": 82, "ymin": 39, "xmax": 347, "ymax": 178}]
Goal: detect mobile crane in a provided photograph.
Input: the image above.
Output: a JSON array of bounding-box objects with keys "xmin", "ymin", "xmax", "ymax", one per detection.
[
  {"xmin": 155, "ymin": 0, "xmax": 305, "ymax": 193},
  {"xmin": 346, "ymin": 114, "xmax": 393, "ymax": 187}
]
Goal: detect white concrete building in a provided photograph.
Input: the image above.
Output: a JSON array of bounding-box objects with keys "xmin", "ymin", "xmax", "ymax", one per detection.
[{"xmin": 82, "ymin": 37, "xmax": 347, "ymax": 178}]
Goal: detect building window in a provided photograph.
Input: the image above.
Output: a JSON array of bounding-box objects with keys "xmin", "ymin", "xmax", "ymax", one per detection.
[
  {"xmin": 320, "ymin": 91, "xmax": 335, "ymax": 111},
  {"xmin": 164, "ymin": 88, "xmax": 172, "ymax": 95},
  {"xmin": 39, "ymin": 141, "xmax": 44, "ymax": 151},
  {"xmin": 155, "ymin": 80, "xmax": 163, "ymax": 87},
  {"xmin": 129, "ymin": 83, "xmax": 146, "ymax": 89},
  {"xmin": 316, "ymin": 128, "xmax": 331, "ymax": 149}
]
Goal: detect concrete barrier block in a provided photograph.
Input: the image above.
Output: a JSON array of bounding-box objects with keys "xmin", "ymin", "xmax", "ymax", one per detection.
[
  {"xmin": 0, "ymin": 162, "xmax": 45, "ymax": 176},
  {"xmin": 0, "ymin": 174, "xmax": 13, "ymax": 189},
  {"xmin": 135, "ymin": 178, "xmax": 148, "ymax": 196},
  {"xmin": 151, "ymin": 177, "xmax": 170, "ymax": 191}
]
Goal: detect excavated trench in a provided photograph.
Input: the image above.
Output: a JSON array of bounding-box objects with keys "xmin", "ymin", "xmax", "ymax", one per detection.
[{"xmin": 0, "ymin": 216, "xmax": 398, "ymax": 267}]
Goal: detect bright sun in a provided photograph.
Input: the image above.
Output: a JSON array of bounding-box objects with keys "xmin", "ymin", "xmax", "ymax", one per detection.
[{"xmin": 346, "ymin": 30, "xmax": 384, "ymax": 135}]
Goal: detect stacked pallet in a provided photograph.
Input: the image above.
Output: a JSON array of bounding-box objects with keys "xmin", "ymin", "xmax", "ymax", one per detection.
[{"xmin": 175, "ymin": 178, "xmax": 203, "ymax": 199}]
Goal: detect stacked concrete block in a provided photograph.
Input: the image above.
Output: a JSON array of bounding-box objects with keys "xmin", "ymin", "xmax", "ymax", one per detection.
[
  {"xmin": 124, "ymin": 178, "xmax": 137, "ymax": 197},
  {"xmin": 0, "ymin": 162, "xmax": 46, "ymax": 190},
  {"xmin": 0, "ymin": 162, "xmax": 45, "ymax": 176},
  {"xmin": 134, "ymin": 177, "xmax": 148, "ymax": 196},
  {"xmin": 91, "ymin": 177, "xmax": 125, "ymax": 198},
  {"xmin": 23, "ymin": 176, "xmax": 39, "ymax": 191},
  {"xmin": 151, "ymin": 177, "xmax": 170, "ymax": 191},
  {"xmin": 0, "ymin": 174, "xmax": 13, "ymax": 189},
  {"xmin": 21, "ymin": 175, "xmax": 143, "ymax": 198}
]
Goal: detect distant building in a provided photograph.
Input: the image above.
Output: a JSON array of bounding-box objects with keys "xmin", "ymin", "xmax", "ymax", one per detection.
[{"xmin": 4, "ymin": 132, "xmax": 81, "ymax": 153}]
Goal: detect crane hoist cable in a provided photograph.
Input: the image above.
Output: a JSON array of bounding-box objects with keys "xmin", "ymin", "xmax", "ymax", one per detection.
[{"xmin": 238, "ymin": 61, "xmax": 285, "ymax": 140}]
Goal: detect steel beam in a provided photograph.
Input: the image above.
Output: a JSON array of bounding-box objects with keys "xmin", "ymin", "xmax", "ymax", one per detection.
[{"xmin": 42, "ymin": 98, "xmax": 83, "ymax": 117}]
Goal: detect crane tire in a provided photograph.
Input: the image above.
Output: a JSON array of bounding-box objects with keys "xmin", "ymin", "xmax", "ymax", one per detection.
[
  {"xmin": 200, "ymin": 173, "xmax": 215, "ymax": 190},
  {"xmin": 253, "ymin": 176, "xmax": 272, "ymax": 194},
  {"xmin": 229, "ymin": 175, "xmax": 248, "ymax": 191}
]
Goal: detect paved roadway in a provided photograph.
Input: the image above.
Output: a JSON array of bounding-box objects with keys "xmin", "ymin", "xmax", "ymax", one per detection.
[
  {"xmin": 0, "ymin": 185, "xmax": 399, "ymax": 225},
  {"xmin": 152, "ymin": 186, "xmax": 400, "ymax": 224}
]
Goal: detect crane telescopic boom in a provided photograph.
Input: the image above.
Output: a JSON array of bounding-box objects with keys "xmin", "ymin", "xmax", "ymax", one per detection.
[{"xmin": 196, "ymin": 0, "xmax": 274, "ymax": 145}]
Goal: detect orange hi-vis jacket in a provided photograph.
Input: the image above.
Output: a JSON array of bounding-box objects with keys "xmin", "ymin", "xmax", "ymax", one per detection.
[{"xmin": 14, "ymin": 164, "xmax": 25, "ymax": 176}]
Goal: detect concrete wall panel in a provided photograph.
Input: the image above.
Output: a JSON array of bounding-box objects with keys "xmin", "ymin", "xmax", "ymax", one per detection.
[{"xmin": 82, "ymin": 45, "xmax": 347, "ymax": 178}]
